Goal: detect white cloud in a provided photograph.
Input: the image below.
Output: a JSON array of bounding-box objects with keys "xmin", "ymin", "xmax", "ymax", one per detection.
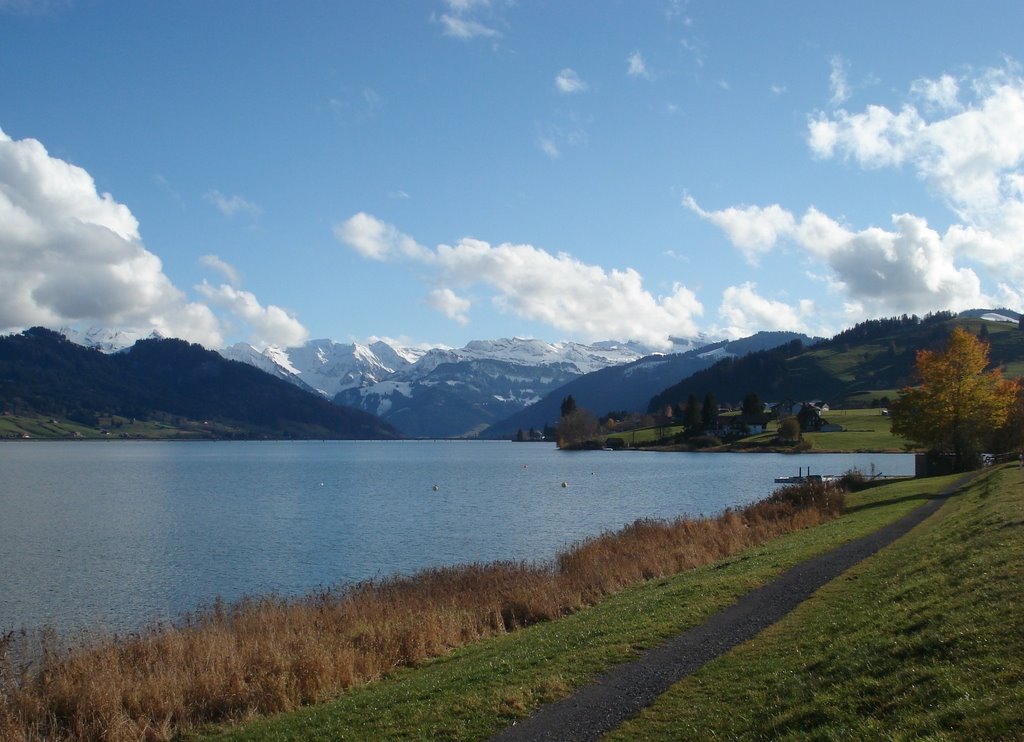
[
  {"xmin": 689, "ymin": 196, "xmax": 996, "ymax": 318},
  {"xmin": 0, "ymin": 127, "xmax": 223, "ymax": 346},
  {"xmin": 555, "ymin": 68, "xmax": 588, "ymax": 94},
  {"xmin": 807, "ymin": 105, "xmax": 924, "ymax": 168},
  {"xmin": 829, "ymin": 54, "xmax": 850, "ymax": 106},
  {"xmin": 538, "ymin": 136, "xmax": 560, "ymax": 158},
  {"xmin": 436, "ymin": 0, "xmax": 501, "ymax": 40},
  {"xmin": 333, "ymin": 212, "xmax": 431, "ymax": 261},
  {"xmin": 911, "ymin": 73, "xmax": 960, "ymax": 111},
  {"xmin": 335, "ymin": 213, "xmax": 704, "ymax": 347},
  {"xmin": 426, "ymin": 288, "xmax": 471, "ymax": 325},
  {"xmin": 807, "ymin": 62, "xmax": 1024, "ymax": 280},
  {"xmin": 716, "ymin": 283, "xmax": 816, "ymax": 339},
  {"xmin": 627, "ymin": 51, "xmax": 652, "ymax": 80},
  {"xmin": 439, "ymin": 14, "xmax": 498, "ymax": 39},
  {"xmin": 683, "ymin": 196, "xmax": 795, "ymax": 264},
  {"xmin": 196, "ymin": 281, "xmax": 309, "ymax": 349},
  {"xmin": 204, "ymin": 189, "xmax": 260, "ymax": 217},
  {"xmin": 200, "ymin": 254, "xmax": 241, "ymax": 287},
  {"xmin": 445, "ymin": 0, "xmax": 489, "ymax": 11}
]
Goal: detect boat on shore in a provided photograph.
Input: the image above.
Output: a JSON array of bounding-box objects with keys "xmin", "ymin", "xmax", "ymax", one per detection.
[{"xmin": 774, "ymin": 467, "xmax": 838, "ymax": 484}]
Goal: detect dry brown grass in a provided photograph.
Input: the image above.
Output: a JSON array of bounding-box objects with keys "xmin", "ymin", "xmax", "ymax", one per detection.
[{"xmin": 0, "ymin": 481, "xmax": 844, "ymax": 741}]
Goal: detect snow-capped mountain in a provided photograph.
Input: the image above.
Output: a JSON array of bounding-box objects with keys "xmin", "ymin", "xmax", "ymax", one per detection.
[
  {"xmin": 221, "ymin": 336, "xmax": 699, "ymax": 438},
  {"xmin": 57, "ymin": 325, "xmax": 161, "ymax": 353},
  {"xmin": 220, "ymin": 338, "xmax": 422, "ymax": 399}
]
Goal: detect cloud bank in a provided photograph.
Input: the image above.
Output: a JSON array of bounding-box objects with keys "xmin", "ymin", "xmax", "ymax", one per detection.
[
  {"xmin": 0, "ymin": 128, "xmax": 307, "ymax": 349},
  {"xmin": 687, "ymin": 63, "xmax": 1024, "ymax": 336},
  {"xmin": 336, "ymin": 212, "xmax": 702, "ymax": 349}
]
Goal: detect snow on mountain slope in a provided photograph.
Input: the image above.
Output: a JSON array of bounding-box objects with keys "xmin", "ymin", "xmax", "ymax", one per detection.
[
  {"xmin": 222, "ymin": 338, "xmax": 412, "ymax": 399},
  {"xmin": 57, "ymin": 325, "xmax": 159, "ymax": 353},
  {"xmin": 980, "ymin": 312, "xmax": 1016, "ymax": 323}
]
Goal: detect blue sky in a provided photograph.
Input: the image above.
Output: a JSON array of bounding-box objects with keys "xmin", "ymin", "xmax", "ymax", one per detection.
[{"xmin": 2, "ymin": 1, "xmax": 1023, "ymax": 351}]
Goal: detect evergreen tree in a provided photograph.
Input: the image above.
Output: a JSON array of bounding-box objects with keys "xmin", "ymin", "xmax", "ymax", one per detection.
[
  {"xmin": 701, "ymin": 392, "xmax": 718, "ymax": 429},
  {"xmin": 741, "ymin": 392, "xmax": 762, "ymax": 416},
  {"xmin": 560, "ymin": 394, "xmax": 577, "ymax": 418},
  {"xmin": 684, "ymin": 393, "xmax": 701, "ymax": 431}
]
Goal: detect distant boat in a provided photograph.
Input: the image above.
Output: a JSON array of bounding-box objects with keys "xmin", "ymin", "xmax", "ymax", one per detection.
[{"xmin": 773, "ymin": 466, "xmax": 837, "ymax": 484}]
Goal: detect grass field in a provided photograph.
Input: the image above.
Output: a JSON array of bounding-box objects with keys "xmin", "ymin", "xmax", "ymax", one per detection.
[
  {"xmin": 0, "ymin": 413, "xmax": 245, "ymax": 440},
  {"xmin": 733, "ymin": 407, "xmax": 905, "ymax": 453},
  {"xmin": 801, "ymin": 407, "xmax": 904, "ymax": 452},
  {"xmin": 609, "ymin": 465, "xmax": 1024, "ymax": 739},
  {"xmin": 188, "ymin": 474, "xmax": 977, "ymax": 740},
  {"xmin": 620, "ymin": 407, "xmax": 906, "ymax": 453}
]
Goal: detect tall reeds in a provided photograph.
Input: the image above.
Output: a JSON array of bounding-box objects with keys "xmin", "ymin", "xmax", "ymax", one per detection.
[{"xmin": 1, "ymin": 479, "xmax": 845, "ymax": 741}]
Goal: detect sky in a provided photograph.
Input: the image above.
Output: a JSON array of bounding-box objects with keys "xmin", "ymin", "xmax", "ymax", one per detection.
[{"xmin": 2, "ymin": 1, "xmax": 1024, "ymax": 352}]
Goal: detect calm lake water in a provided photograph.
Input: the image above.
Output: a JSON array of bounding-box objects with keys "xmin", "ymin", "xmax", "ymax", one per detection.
[{"xmin": 0, "ymin": 441, "xmax": 914, "ymax": 635}]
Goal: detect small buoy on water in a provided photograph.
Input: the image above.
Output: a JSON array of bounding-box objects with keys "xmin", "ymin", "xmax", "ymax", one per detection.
[
  {"xmin": 320, "ymin": 482, "xmax": 324, "ymax": 486},
  {"xmin": 523, "ymin": 464, "xmax": 528, "ymax": 469},
  {"xmin": 432, "ymin": 484, "xmax": 440, "ymax": 492},
  {"xmin": 561, "ymin": 481, "xmax": 568, "ymax": 488}
]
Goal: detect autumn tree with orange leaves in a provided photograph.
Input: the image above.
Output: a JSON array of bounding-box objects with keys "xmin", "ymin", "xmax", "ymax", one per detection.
[{"xmin": 891, "ymin": 326, "xmax": 1019, "ymax": 471}]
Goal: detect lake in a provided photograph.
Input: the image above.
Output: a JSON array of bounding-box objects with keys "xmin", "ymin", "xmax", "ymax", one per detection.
[{"xmin": 0, "ymin": 441, "xmax": 914, "ymax": 635}]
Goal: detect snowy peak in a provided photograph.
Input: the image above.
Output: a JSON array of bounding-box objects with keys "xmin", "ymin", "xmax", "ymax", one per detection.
[
  {"xmin": 368, "ymin": 340, "xmax": 423, "ymax": 369},
  {"xmin": 405, "ymin": 337, "xmax": 656, "ymax": 377},
  {"xmin": 58, "ymin": 325, "xmax": 161, "ymax": 353}
]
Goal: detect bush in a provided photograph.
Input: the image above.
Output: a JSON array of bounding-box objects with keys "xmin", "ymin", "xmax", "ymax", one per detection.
[
  {"xmin": 838, "ymin": 469, "xmax": 868, "ymax": 491},
  {"xmin": 688, "ymin": 434, "xmax": 722, "ymax": 449},
  {"xmin": 769, "ymin": 478, "xmax": 846, "ymax": 516}
]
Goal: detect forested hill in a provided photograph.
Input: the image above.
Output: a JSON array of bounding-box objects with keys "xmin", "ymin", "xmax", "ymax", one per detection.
[
  {"xmin": 0, "ymin": 328, "xmax": 399, "ymax": 439},
  {"xmin": 648, "ymin": 313, "xmax": 1024, "ymax": 413}
]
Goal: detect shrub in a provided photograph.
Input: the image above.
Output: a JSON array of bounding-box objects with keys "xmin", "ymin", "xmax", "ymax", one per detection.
[
  {"xmin": 688, "ymin": 434, "xmax": 722, "ymax": 449},
  {"xmin": 768, "ymin": 478, "xmax": 846, "ymax": 516}
]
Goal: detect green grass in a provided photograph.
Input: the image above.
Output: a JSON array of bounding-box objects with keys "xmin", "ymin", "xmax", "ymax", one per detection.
[
  {"xmin": 609, "ymin": 465, "xmax": 1024, "ymax": 740},
  {"xmin": 614, "ymin": 408, "xmax": 908, "ymax": 453},
  {"xmin": 193, "ymin": 475, "xmax": 966, "ymax": 741},
  {"xmin": 802, "ymin": 407, "xmax": 905, "ymax": 452},
  {"xmin": 0, "ymin": 413, "xmax": 245, "ymax": 440}
]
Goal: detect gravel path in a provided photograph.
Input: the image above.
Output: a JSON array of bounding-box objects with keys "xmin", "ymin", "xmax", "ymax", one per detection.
[{"xmin": 491, "ymin": 473, "xmax": 977, "ymax": 742}]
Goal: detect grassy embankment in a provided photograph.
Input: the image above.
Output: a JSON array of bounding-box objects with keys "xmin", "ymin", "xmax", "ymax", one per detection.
[
  {"xmin": 0, "ymin": 478, "xmax": 848, "ymax": 741},
  {"xmin": 610, "ymin": 464, "xmax": 1024, "ymax": 739},
  {"xmin": 201, "ymin": 467, "xmax": 1020, "ymax": 740},
  {"xmin": 186, "ymin": 473, "xmax": 984, "ymax": 740}
]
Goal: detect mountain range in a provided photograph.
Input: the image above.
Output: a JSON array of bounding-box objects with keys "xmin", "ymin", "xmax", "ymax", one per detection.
[
  {"xmin": 220, "ymin": 336, "xmax": 701, "ymax": 438},
  {"xmin": 39, "ymin": 309, "xmax": 1023, "ymax": 440},
  {"xmin": 1, "ymin": 328, "xmax": 398, "ymax": 439}
]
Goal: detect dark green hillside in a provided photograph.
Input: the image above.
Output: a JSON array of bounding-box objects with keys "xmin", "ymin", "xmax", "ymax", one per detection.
[
  {"xmin": 0, "ymin": 328, "xmax": 398, "ymax": 439},
  {"xmin": 649, "ymin": 313, "xmax": 1024, "ymax": 412}
]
